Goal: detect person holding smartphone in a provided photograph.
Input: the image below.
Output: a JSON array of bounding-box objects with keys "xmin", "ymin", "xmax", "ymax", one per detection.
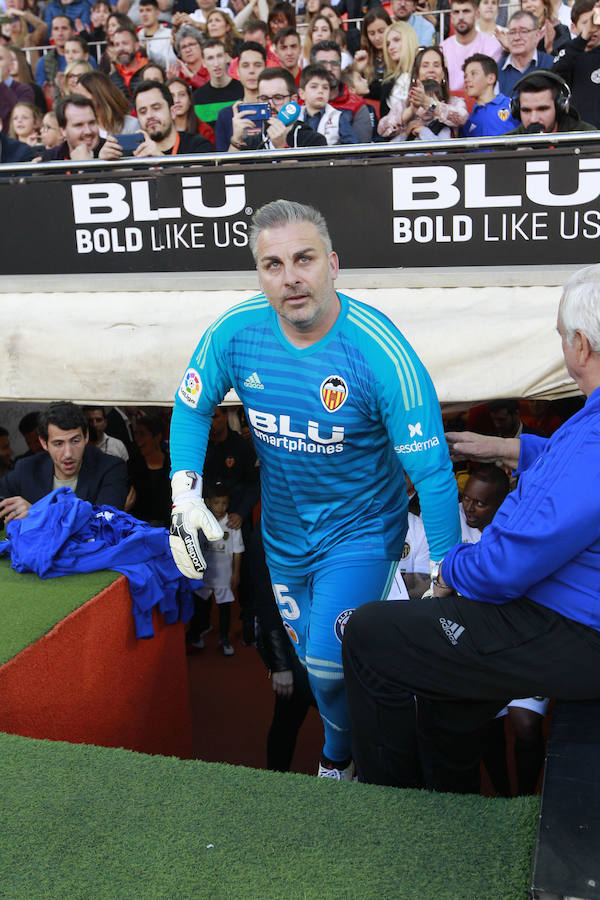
[
  {"xmin": 132, "ymin": 80, "xmax": 213, "ymax": 155},
  {"xmin": 40, "ymin": 94, "xmax": 124, "ymax": 161},
  {"xmin": 214, "ymin": 40, "xmax": 266, "ymax": 151},
  {"xmin": 228, "ymin": 67, "xmax": 327, "ymax": 150}
]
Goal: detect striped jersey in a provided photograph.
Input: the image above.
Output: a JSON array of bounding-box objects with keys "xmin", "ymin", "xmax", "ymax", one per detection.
[{"xmin": 170, "ymin": 292, "xmax": 460, "ymax": 571}]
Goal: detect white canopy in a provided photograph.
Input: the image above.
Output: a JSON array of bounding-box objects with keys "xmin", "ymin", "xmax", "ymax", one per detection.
[{"xmin": 0, "ymin": 266, "xmax": 580, "ymax": 405}]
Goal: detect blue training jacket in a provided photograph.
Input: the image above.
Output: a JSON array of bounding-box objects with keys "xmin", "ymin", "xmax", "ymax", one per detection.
[
  {"xmin": 0, "ymin": 488, "xmax": 197, "ymax": 639},
  {"xmin": 443, "ymin": 386, "xmax": 600, "ymax": 630}
]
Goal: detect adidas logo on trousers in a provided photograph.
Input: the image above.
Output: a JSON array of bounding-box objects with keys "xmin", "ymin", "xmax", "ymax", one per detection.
[{"xmin": 439, "ymin": 617, "xmax": 465, "ymax": 645}]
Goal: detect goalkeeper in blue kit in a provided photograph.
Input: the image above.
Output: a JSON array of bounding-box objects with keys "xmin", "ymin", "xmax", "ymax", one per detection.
[{"xmin": 169, "ymin": 199, "xmax": 460, "ymax": 779}]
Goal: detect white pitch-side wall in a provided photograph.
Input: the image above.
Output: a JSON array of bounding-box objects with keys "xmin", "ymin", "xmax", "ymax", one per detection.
[{"xmin": 0, "ymin": 267, "xmax": 582, "ymax": 404}]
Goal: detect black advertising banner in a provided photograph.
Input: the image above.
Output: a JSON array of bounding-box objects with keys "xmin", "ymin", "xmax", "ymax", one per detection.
[{"xmin": 1, "ymin": 145, "xmax": 599, "ymax": 274}]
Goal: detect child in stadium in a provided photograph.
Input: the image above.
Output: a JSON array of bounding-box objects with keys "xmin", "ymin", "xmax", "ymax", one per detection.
[
  {"xmin": 194, "ymin": 482, "xmax": 244, "ymax": 656},
  {"xmin": 379, "ymin": 79, "xmax": 452, "ymax": 141},
  {"xmin": 297, "ymin": 63, "xmax": 360, "ymax": 144}
]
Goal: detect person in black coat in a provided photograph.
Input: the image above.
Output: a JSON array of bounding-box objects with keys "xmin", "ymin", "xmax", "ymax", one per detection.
[
  {"xmin": 248, "ymin": 523, "xmax": 317, "ymax": 772},
  {"xmin": 0, "ymin": 402, "xmax": 127, "ymax": 523}
]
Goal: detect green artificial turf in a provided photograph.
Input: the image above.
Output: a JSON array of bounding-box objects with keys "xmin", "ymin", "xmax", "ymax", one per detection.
[
  {"xmin": 0, "ymin": 555, "xmax": 120, "ymax": 665},
  {"xmin": 0, "ymin": 732, "xmax": 539, "ymax": 899}
]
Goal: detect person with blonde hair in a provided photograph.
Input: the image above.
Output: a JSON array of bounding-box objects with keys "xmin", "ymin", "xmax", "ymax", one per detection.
[
  {"xmin": 378, "ymin": 21, "xmax": 419, "ymax": 127},
  {"xmin": 59, "ymin": 58, "xmax": 93, "ymax": 97},
  {"xmin": 1, "ymin": 1, "xmax": 47, "ymax": 63},
  {"xmin": 8, "ymin": 100, "xmax": 42, "ymax": 144}
]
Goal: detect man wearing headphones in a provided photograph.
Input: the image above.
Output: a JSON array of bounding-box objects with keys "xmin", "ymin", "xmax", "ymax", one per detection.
[{"xmin": 507, "ymin": 70, "xmax": 597, "ymax": 133}]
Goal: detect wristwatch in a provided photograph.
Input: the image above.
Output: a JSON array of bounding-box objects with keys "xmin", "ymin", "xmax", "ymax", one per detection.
[{"xmin": 430, "ymin": 560, "xmax": 444, "ymax": 587}]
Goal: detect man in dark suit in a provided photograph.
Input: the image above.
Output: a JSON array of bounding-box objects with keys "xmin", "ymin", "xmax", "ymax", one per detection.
[
  {"xmin": 0, "ymin": 402, "xmax": 127, "ymax": 523},
  {"xmin": 0, "ymin": 127, "xmax": 36, "ymax": 164}
]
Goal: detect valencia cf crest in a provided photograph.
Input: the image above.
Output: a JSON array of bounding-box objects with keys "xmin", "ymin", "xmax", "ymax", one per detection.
[
  {"xmin": 283, "ymin": 621, "xmax": 299, "ymax": 644},
  {"xmin": 320, "ymin": 375, "xmax": 348, "ymax": 413},
  {"xmin": 498, "ymin": 107, "xmax": 510, "ymax": 121}
]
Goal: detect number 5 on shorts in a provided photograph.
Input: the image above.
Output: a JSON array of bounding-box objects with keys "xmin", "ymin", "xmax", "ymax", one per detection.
[{"xmin": 273, "ymin": 584, "xmax": 300, "ymax": 620}]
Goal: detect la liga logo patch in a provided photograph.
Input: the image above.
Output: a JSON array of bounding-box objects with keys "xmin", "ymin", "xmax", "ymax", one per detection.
[
  {"xmin": 179, "ymin": 368, "xmax": 202, "ymax": 408},
  {"xmin": 320, "ymin": 375, "xmax": 348, "ymax": 413}
]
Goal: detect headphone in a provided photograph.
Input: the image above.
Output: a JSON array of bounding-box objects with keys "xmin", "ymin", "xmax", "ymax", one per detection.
[{"xmin": 510, "ymin": 70, "xmax": 571, "ymax": 119}]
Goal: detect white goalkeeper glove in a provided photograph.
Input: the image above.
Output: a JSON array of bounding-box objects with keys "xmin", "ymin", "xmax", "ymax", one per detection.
[{"xmin": 169, "ymin": 470, "xmax": 224, "ymax": 579}]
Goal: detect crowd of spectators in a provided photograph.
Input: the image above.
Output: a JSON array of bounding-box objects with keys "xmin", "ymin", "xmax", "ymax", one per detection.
[{"xmin": 1, "ymin": 0, "xmax": 598, "ymax": 160}]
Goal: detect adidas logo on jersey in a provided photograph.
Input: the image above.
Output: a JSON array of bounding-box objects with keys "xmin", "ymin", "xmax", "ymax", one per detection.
[
  {"xmin": 244, "ymin": 372, "xmax": 264, "ymax": 390},
  {"xmin": 439, "ymin": 617, "xmax": 465, "ymax": 645}
]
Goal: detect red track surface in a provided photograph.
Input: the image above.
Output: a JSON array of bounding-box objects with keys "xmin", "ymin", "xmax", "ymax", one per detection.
[
  {"xmin": 187, "ymin": 601, "xmax": 324, "ymax": 774},
  {"xmin": 187, "ymin": 601, "xmax": 548, "ymax": 792}
]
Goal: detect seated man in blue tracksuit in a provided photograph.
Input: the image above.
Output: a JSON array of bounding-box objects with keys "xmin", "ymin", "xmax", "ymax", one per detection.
[
  {"xmin": 0, "ymin": 402, "xmax": 127, "ymax": 524},
  {"xmin": 343, "ymin": 263, "xmax": 600, "ymax": 794}
]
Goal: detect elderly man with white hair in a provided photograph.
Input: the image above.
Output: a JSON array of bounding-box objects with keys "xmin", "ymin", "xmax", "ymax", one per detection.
[{"xmin": 343, "ymin": 264, "xmax": 600, "ymax": 794}]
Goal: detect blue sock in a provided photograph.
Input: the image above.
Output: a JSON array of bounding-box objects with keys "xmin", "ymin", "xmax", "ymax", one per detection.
[{"xmin": 307, "ymin": 657, "xmax": 351, "ymax": 762}]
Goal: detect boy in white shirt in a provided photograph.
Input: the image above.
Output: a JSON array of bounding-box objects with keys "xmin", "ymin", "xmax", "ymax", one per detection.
[
  {"xmin": 195, "ymin": 482, "xmax": 244, "ymax": 656},
  {"xmin": 297, "ymin": 64, "xmax": 360, "ymax": 145}
]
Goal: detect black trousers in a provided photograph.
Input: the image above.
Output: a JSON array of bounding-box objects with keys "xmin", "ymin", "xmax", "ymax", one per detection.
[
  {"xmin": 267, "ymin": 656, "xmax": 316, "ymax": 772},
  {"xmin": 342, "ymin": 594, "xmax": 600, "ymax": 794}
]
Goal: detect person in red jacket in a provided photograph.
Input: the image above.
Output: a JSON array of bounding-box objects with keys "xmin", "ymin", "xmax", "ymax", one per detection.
[
  {"xmin": 110, "ymin": 26, "xmax": 149, "ymax": 106},
  {"xmin": 310, "ymin": 40, "xmax": 374, "ymax": 140}
]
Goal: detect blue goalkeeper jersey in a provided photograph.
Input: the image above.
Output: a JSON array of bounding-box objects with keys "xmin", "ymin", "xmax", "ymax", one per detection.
[{"xmin": 171, "ymin": 292, "xmax": 460, "ymax": 571}]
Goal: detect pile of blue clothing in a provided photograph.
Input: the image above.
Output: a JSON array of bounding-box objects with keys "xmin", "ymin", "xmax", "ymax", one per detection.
[{"xmin": 0, "ymin": 488, "xmax": 199, "ymax": 639}]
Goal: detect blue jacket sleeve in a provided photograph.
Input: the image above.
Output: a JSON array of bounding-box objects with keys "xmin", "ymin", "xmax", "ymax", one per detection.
[
  {"xmin": 170, "ymin": 317, "xmax": 235, "ymax": 476},
  {"xmin": 514, "ymin": 433, "xmax": 548, "ymax": 475},
  {"xmin": 386, "ymin": 364, "xmax": 460, "ymax": 561},
  {"xmin": 362, "ymin": 310, "xmax": 460, "ymax": 560},
  {"xmin": 215, "ymin": 107, "xmax": 233, "ymax": 152},
  {"xmin": 443, "ymin": 422, "xmax": 600, "ymax": 601}
]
